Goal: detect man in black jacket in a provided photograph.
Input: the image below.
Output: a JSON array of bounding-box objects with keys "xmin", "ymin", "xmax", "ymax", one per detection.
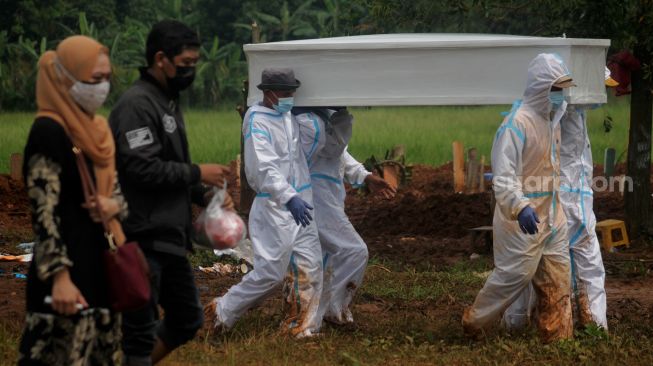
[{"xmin": 109, "ymin": 20, "xmax": 230, "ymax": 366}]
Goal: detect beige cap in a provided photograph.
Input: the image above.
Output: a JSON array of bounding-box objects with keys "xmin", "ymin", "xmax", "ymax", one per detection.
[{"xmin": 605, "ymin": 66, "xmax": 619, "ymax": 87}]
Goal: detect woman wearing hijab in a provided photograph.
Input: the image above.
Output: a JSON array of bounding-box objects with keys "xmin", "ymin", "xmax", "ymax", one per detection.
[{"xmin": 18, "ymin": 35, "xmax": 127, "ymax": 365}]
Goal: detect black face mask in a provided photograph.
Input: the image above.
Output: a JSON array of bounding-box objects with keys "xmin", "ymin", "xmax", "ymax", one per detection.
[{"xmin": 167, "ymin": 65, "xmax": 196, "ymax": 92}]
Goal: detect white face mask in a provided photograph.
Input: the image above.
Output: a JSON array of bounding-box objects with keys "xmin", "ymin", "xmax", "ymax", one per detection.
[{"xmin": 56, "ymin": 61, "xmax": 110, "ymax": 114}]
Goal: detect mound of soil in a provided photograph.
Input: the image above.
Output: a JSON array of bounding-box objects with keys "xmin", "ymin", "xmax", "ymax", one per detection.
[
  {"xmin": 346, "ymin": 164, "xmax": 493, "ymax": 239},
  {"xmin": 348, "ymin": 190, "xmax": 491, "ymax": 238},
  {"xmin": 346, "ymin": 164, "xmax": 626, "ymax": 240},
  {"xmin": 0, "ymin": 175, "xmax": 31, "ymax": 247}
]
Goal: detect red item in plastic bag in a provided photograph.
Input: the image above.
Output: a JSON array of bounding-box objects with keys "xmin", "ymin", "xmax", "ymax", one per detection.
[
  {"xmin": 204, "ymin": 210, "xmax": 245, "ymax": 250},
  {"xmin": 194, "ymin": 186, "xmax": 246, "ymax": 250}
]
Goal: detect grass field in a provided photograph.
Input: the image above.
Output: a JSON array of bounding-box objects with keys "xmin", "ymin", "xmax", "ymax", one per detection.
[
  {"xmin": 2, "ymin": 252, "xmax": 653, "ymax": 365},
  {"xmin": 0, "ymin": 96, "xmax": 632, "ymax": 173},
  {"xmin": 160, "ymin": 255, "xmax": 653, "ymax": 366}
]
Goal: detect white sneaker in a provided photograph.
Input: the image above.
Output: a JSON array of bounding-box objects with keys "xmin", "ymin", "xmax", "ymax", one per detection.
[
  {"xmin": 324, "ymin": 308, "xmax": 354, "ymax": 325},
  {"xmin": 294, "ymin": 329, "xmax": 322, "ymax": 339}
]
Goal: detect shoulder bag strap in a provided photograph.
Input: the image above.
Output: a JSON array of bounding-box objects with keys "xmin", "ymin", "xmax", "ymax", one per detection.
[{"xmin": 72, "ymin": 146, "xmax": 118, "ymax": 250}]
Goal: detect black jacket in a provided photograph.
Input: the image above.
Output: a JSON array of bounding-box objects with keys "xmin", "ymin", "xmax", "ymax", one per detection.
[{"xmin": 109, "ymin": 68, "xmax": 207, "ymax": 256}]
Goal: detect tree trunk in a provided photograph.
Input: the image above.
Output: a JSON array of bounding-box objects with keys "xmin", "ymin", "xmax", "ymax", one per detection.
[{"xmin": 625, "ymin": 47, "xmax": 653, "ymax": 240}]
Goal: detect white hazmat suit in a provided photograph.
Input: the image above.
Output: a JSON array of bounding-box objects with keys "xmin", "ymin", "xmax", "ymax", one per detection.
[
  {"xmin": 462, "ymin": 53, "xmax": 573, "ymax": 342},
  {"xmin": 504, "ymin": 105, "xmax": 608, "ymax": 330},
  {"xmin": 560, "ymin": 106, "xmax": 607, "ymax": 328},
  {"xmin": 294, "ymin": 108, "xmax": 371, "ymax": 324},
  {"xmin": 211, "ymin": 103, "xmax": 323, "ymax": 337}
]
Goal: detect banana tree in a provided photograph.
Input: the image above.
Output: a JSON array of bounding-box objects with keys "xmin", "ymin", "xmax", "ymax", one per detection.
[
  {"xmin": 216, "ymin": 43, "xmax": 247, "ymax": 102},
  {"xmin": 78, "ymin": 12, "xmax": 98, "ymax": 39},
  {"xmin": 193, "ymin": 36, "xmax": 245, "ymax": 105},
  {"xmin": 237, "ymin": 0, "xmax": 318, "ymax": 41},
  {"xmin": 58, "ymin": 12, "xmax": 99, "ymax": 40},
  {"xmin": 156, "ymin": 0, "xmax": 201, "ymax": 28},
  {"xmin": 315, "ymin": 0, "xmax": 366, "ymax": 37},
  {"xmin": 1, "ymin": 35, "xmax": 47, "ymax": 110},
  {"xmin": 316, "ymin": 0, "xmax": 340, "ymax": 37},
  {"xmin": 233, "ymin": 21, "xmax": 268, "ymax": 43},
  {"xmin": 107, "ymin": 17, "xmax": 150, "ymax": 105}
]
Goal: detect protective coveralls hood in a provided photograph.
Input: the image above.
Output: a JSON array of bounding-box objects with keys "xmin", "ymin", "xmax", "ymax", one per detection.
[{"xmin": 522, "ymin": 53, "xmax": 572, "ymax": 116}]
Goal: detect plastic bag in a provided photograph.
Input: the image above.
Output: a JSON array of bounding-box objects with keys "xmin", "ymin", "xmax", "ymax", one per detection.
[{"xmin": 193, "ymin": 184, "xmax": 247, "ymax": 250}]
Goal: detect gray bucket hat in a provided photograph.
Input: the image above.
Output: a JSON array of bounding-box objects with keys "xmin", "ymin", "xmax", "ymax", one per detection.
[{"xmin": 257, "ymin": 68, "xmax": 301, "ymax": 90}]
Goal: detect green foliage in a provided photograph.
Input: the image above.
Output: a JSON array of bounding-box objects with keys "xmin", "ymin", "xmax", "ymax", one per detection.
[
  {"xmin": 1, "ymin": 0, "xmax": 651, "ymax": 111},
  {"xmin": 255, "ymin": 0, "xmax": 318, "ymax": 41},
  {"xmin": 361, "ymin": 0, "xmax": 653, "ymax": 77},
  {"xmin": 156, "ymin": 0, "xmax": 201, "ymax": 27},
  {"xmin": 0, "ymin": 0, "xmax": 373, "ymax": 111},
  {"xmin": 361, "ymin": 0, "xmax": 644, "ymax": 39},
  {"xmin": 193, "ymin": 38, "xmax": 246, "ymax": 104},
  {"xmin": 0, "ymin": 32, "xmax": 47, "ymax": 110},
  {"xmin": 234, "ymin": 0, "xmax": 319, "ymax": 42},
  {"xmin": 188, "ymin": 247, "xmax": 221, "ymax": 268}
]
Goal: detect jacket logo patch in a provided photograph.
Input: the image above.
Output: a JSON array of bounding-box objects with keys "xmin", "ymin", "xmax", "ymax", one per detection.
[
  {"xmin": 162, "ymin": 114, "xmax": 177, "ymax": 133},
  {"xmin": 126, "ymin": 127, "xmax": 154, "ymax": 149}
]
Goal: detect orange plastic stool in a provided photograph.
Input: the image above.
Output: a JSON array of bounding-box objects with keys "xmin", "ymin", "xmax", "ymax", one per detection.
[{"xmin": 596, "ymin": 219, "xmax": 630, "ymax": 252}]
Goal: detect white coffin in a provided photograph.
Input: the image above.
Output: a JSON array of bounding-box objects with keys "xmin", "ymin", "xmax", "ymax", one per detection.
[{"xmin": 244, "ymin": 34, "xmax": 610, "ymax": 106}]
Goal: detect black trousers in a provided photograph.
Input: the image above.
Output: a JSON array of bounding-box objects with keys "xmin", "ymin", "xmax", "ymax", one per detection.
[{"xmin": 121, "ymin": 249, "xmax": 203, "ymax": 357}]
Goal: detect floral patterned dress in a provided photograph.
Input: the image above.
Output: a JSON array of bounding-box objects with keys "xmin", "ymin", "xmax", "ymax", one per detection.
[{"xmin": 18, "ymin": 117, "xmax": 128, "ymax": 366}]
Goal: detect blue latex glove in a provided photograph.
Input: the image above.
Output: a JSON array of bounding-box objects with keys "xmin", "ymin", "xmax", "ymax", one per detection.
[
  {"xmin": 517, "ymin": 206, "xmax": 540, "ymax": 235},
  {"xmin": 286, "ymin": 196, "xmax": 313, "ymax": 227}
]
